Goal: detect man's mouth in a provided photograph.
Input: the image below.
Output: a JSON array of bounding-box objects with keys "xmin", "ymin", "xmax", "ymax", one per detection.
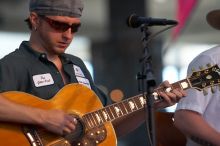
[{"xmin": 58, "ymin": 42, "xmax": 69, "ymax": 48}]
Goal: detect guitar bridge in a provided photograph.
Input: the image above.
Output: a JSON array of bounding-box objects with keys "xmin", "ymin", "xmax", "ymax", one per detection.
[{"xmin": 74, "ymin": 125, "xmax": 107, "ymax": 146}]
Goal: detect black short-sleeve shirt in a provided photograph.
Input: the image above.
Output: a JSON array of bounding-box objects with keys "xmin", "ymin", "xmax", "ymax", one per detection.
[{"xmin": 0, "ymin": 41, "xmax": 109, "ymax": 106}]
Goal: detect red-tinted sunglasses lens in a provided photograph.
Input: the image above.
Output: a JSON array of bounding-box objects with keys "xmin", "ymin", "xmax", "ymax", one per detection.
[
  {"xmin": 51, "ymin": 21, "xmax": 81, "ymax": 33},
  {"xmin": 41, "ymin": 16, "xmax": 81, "ymax": 33}
]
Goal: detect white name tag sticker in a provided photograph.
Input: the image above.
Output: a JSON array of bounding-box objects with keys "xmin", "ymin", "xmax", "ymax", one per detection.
[
  {"xmin": 33, "ymin": 73, "xmax": 54, "ymax": 87},
  {"xmin": 73, "ymin": 65, "xmax": 85, "ymax": 77},
  {"xmin": 76, "ymin": 76, "xmax": 91, "ymax": 89}
]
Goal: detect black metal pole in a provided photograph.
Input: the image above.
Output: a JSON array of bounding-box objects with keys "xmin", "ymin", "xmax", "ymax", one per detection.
[{"xmin": 137, "ymin": 24, "xmax": 157, "ymax": 146}]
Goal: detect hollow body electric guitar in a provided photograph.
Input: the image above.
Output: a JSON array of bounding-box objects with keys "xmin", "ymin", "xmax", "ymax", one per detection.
[{"xmin": 0, "ymin": 64, "xmax": 220, "ymax": 146}]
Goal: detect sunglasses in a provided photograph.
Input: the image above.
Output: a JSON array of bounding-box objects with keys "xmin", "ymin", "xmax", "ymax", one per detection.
[{"xmin": 39, "ymin": 15, "xmax": 81, "ymax": 33}]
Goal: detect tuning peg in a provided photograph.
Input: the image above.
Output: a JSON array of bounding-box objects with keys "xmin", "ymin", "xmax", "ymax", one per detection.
[
  {"xmin": 211, "ymin": 86, "xmax": 216, "ymax": 93},
  {"xmin": 203, "ymin": 88, "xmax": 208, "ymax": 96},
  {"xmin": 199, "ymin": 66, "xmax": 204, "ymax": 70},
  {"xmin": 207, "ymin": 63, "xmax": 212, "ymax": 68}
]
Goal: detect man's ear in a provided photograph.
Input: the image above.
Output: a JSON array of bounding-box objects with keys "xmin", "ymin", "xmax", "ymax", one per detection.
[{"xmin": 29, "ymin": 12, "xmax": 39, "ymax": 30}]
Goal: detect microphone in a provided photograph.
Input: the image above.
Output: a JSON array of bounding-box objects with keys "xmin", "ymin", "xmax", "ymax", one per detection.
[{"xmin": 127, "ymin": 14, "xmax": 178, "ymax": 28}]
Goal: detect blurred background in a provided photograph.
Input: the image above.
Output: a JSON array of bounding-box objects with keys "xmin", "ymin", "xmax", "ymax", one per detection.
[{"xmin": 0, "ymin": 0, "xmax": 219, "ymax": 145}]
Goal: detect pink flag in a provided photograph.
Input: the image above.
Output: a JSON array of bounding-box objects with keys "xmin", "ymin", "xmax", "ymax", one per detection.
[{"xmin": 172, "ymin": 0, "xmax": 198, "ymax": 40}]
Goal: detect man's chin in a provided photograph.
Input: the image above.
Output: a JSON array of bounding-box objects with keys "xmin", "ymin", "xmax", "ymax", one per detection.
[
  {"xmin": 55, "ymin": 47, "xmax": 66, "ymax": 54},
  {"xmin": 57, "ymin": 50, "xmax": 65, "ymax": 55}
]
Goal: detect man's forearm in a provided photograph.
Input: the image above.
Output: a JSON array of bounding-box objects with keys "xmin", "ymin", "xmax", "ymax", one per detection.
[
  {"xmin": 0, "ymin": 94, "xmax": 42, "ymax": 124},
  {"xmin": 174, "ymin": 110, "xmax": 220, "ymax": 146}
]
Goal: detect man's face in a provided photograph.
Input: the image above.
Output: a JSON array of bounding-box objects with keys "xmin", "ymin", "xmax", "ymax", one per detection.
[{"xmin": 31, "ymin": 13, "xmax": 81, "ymax": 55}]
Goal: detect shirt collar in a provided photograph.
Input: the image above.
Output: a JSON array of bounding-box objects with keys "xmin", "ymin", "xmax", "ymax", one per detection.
[
  {"xmin": 19, "ymin": 41, "xmax": 73, "ymax": 64},
  {"xmin": 19, "ymin": 41, "xmax": 42, "ymax": 58}
]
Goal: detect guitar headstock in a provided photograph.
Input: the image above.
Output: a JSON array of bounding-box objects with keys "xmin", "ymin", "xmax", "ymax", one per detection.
[{"xmin": 189, "ymin": 64, "xmax": 220, "ymax": 92}]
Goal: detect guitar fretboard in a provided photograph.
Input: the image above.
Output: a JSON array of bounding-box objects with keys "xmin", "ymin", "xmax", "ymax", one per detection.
[{"xmin": 82, "ymin": 78, "xmax": 191, "ymax": 129}]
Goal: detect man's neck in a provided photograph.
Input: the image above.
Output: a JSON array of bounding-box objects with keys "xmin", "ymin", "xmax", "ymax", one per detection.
[{"xmin": 29, "ymin": 36, "xmax": 59, "ymax": 62}]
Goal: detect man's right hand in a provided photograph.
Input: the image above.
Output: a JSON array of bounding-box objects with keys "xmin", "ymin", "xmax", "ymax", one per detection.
[{"xmin": 39, "ymin": 109, "xmax": 77, "ymax": 135}]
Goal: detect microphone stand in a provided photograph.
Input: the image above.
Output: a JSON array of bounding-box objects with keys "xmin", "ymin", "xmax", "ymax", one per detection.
[{"xmin": 137, "ymin": 24, "xmax": 157, "ymax": 146}]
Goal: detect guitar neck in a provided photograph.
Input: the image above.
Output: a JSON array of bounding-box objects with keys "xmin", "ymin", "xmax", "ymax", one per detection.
[
  {"xmin": 82, "ymin": 78, "xmax": 191, "ymax": 129},
  {"xmin": 153, "ymin": 78, "xmax": 191, "ymax": 101}
]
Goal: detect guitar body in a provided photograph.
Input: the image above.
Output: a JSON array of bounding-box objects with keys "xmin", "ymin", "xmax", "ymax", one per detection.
[{"xmin": 0, "ymin": 84, "xmax": 117, "ymax": 146}]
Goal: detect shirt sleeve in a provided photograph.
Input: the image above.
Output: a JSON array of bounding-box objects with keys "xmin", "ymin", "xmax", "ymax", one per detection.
[
  {"xmin": 0, "ymin": 58, "xmax": 18, "ymax": 92},
  {"xmin": 176, "ymin": 88, "xmax": 212, "ymax": 114}
]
